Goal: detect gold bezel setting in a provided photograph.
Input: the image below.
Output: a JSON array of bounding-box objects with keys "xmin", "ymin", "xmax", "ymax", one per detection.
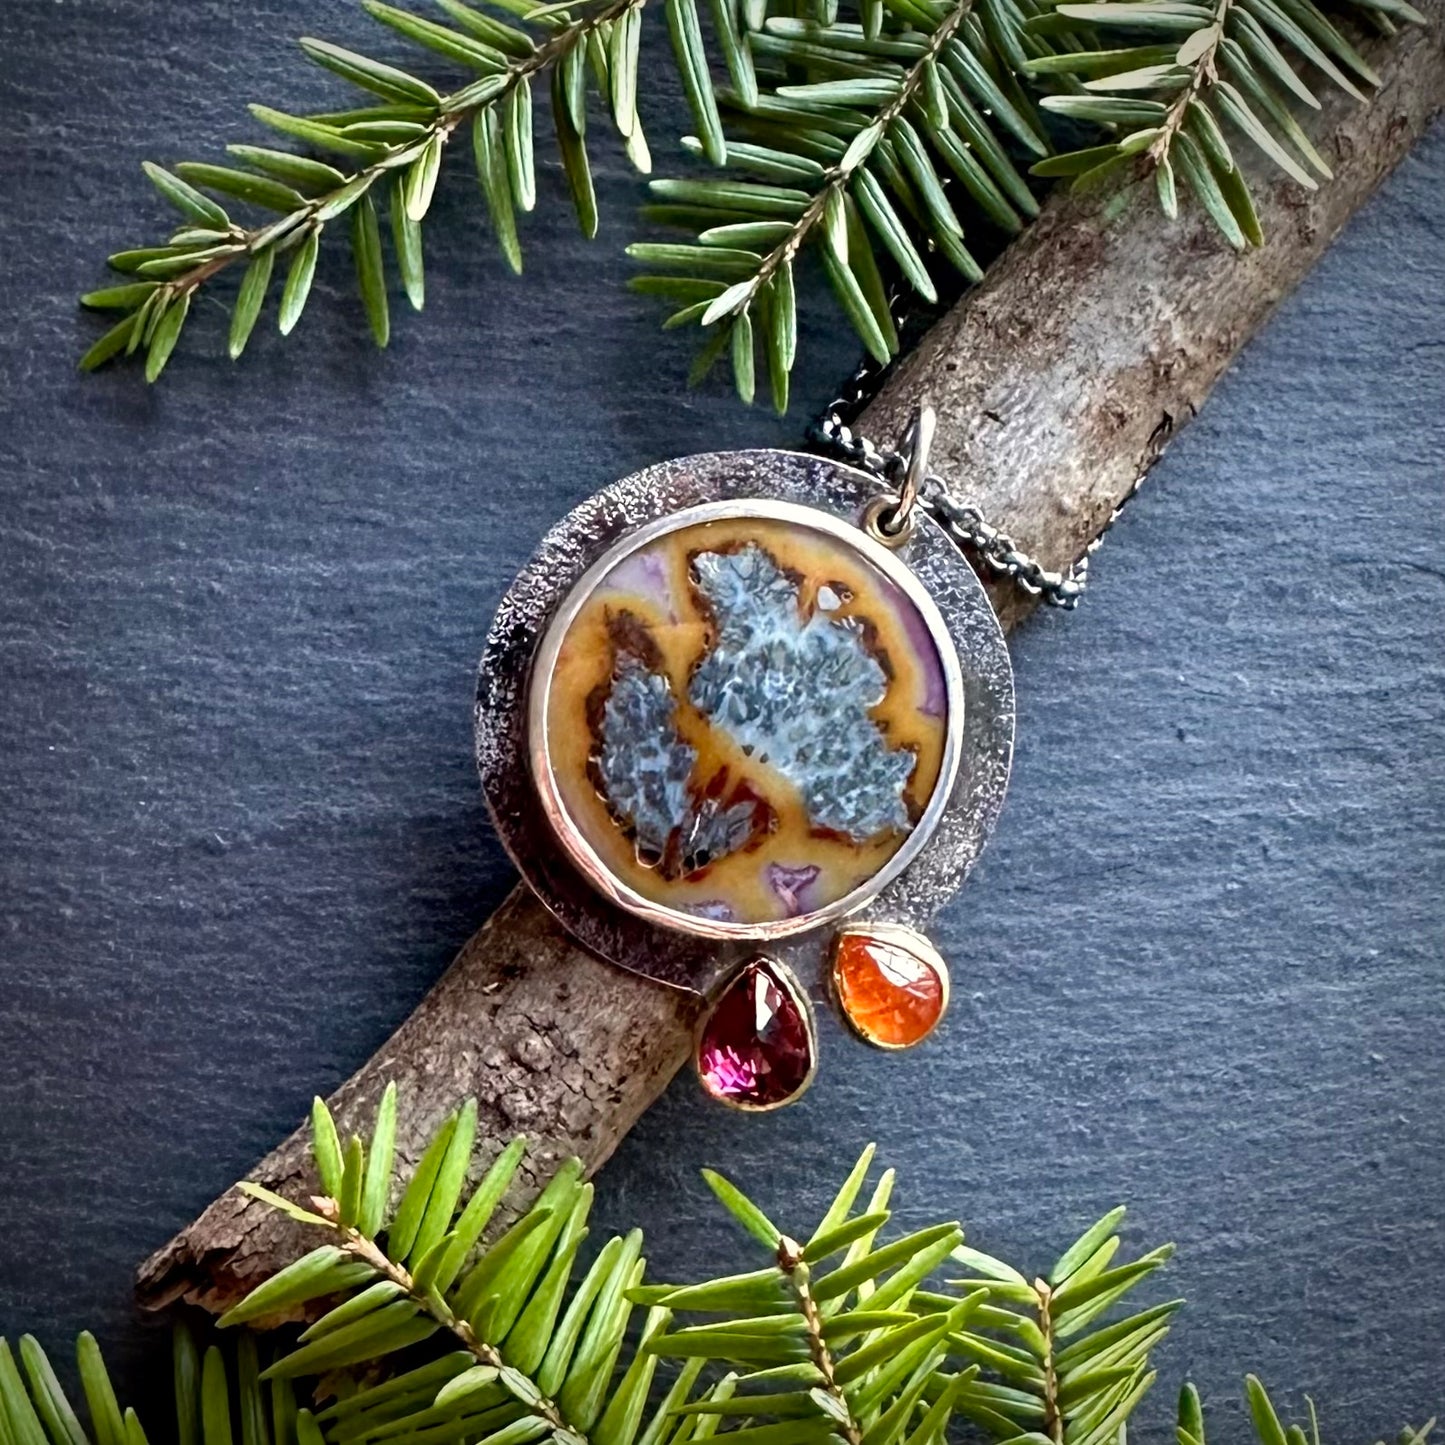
[
  {"xmin": 526, "ymin": 498, "xmax": 967, "ymax": 944},
  {"xmin": 694, "ymin": 956, "xmax": 819, "ymax": 1113},
  {"xmin": 830, "ymin": 922, "xmax": 951, "ymax": 1051}
]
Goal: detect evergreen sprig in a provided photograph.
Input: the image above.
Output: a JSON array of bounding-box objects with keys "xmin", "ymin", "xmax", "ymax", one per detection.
[
  {"xmin": 626, "ymin": 0, "xmax": 1421, "ymax": 406},
  {"xmin": 79, "ymin": 0, "xmax": 1418, "ymax": 401},
  {"xmin": 940, "ymin": 1205, "xmax": 1176, "ymax": 1445},
  {"xmin": 0, "ymin": 1330, "xmax": 1434, "ymax": 1445},
  {"xmin": 626, "ymin": 0, "xmax": 1055, "ymax": 413},
  {"xmin": 0, "ymin": 1088, "xmax": 1437, "ymax": 1445},
  {"xmin": 78, "ymin": 0, "xmax": 726, "ymax": 380},
  {"xmin": 1023, "ymin": 0, "xmax": 1424, "ymax": 246},
  {"xmin": 226, "ymin": 1090, "xmax": 1005, "ymax": 1443}
]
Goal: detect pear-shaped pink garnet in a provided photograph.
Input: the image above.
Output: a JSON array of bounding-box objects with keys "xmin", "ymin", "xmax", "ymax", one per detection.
[{"xmin": 696, "ymin": 958, "xmax": 816, "ymax": 1111}]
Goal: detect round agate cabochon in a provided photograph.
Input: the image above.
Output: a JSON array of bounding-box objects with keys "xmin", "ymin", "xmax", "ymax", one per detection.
[{"xmin": 527, "ymin": 500, "xmax": 965, "ymax": 939}]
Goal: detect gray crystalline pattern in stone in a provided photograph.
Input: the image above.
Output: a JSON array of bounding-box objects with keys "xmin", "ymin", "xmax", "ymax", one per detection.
[
  {"xmin": 596, "ymin": 656, "xmax": 695, "ymax": 862},
  {"xmin": 594, "ymin": 545, "xmax": 917, "ymax": 875},
  {"xmin": 688, "ymin": 544, "xmax": 914, "ymax": 840},
  {"xmin": 596, "ymin": 653, "xmax": 758, "ymax": 876}
]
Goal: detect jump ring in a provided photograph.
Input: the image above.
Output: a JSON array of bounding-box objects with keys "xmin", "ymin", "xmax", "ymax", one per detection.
[{"xmin": 894, "ymin": 403, "xmax": 936, "ymax": 531}]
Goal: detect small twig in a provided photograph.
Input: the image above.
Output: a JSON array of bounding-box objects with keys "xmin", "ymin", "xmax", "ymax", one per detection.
[
  {"xmin": 1148, "ymin": 0, "xmax": 1236, "ymax": 164},
  {"xmin": 312, "ymin": 1197, "xmax": 585, "ymax": 1441},
  {"xmin": 1034, "ymin": 1277, "xmax": 1063, "ymax": 1445},
  {"xmin": 778, "ymin": 1234, "xmax": 864, "ymax": 1445}
]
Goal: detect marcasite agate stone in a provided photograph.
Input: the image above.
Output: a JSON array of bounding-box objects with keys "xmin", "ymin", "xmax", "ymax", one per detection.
[
  {"xmin": 480, "ymin": 452, "xmax": 1015, "ymax": 1110},
  {"xmin": 530, "ymin": 506, "xmax": 960, "ymax": 935}
]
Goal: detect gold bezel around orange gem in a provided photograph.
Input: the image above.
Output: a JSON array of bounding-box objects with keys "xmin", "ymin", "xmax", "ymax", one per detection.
[{"xmin": 830, "ymin": 923, "xmax": 950, "ymax": 1051}]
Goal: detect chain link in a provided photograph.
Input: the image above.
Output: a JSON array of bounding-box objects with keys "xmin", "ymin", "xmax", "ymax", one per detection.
[{"xmin": 809, "ymin": 375, "xmax": 1142, "ymax": 610}]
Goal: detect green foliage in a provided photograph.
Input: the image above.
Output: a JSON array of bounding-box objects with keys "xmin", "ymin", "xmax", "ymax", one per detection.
[
  {"xmin": 1023, "ymin": 0, "xmax": 1423, "ymax": 251},
  {"xmin": 0, "ymin": 1091, "xmax": 1437, "ymax": 1445},
  {"xmin": 628, "ymin": 0, "xmax": 1057, "ymax": 413},
  {"xmin": 217, "ymin": 1091, "xmax": 1004, "ymax": 1443},
  {"xmin": 626, "ymin": 0, "xmax": 1425, "ymax": 406},
  {"xmin": 79, "ymin": 0, "xmax": 667, "ymax": 380},
  {"xmin": 0, "ymin": 1326, "xmax": 313, "ymax": 1445},
  {"xmin": 78, "ymin": 0, "xmax": 1417, "ymax": 400}
]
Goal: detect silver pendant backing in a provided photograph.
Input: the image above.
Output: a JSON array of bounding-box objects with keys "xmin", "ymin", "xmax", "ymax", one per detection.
[{"xmin": 475, "ymin": 449, "xmax": 1014, "ymax": 997}]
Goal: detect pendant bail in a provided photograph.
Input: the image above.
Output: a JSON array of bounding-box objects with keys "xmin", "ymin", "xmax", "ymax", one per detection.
[
  {"xmin": 897, "ymin": 401, "xmax": 936, "ymax": 520},
  {"xmin": 864, "ymin": 402, "xmax": 935, "ymax": 546}
]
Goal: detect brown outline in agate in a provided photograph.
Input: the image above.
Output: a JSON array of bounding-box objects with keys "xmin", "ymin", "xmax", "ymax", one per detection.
[{"xmin": 504, "ymin": 487, "xmax": 982, "ymax": 955}]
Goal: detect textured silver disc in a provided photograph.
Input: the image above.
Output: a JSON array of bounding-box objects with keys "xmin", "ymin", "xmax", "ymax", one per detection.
[{"xmin": 476, "ymin": 449, "xmax": 1014, "ymax": 995}]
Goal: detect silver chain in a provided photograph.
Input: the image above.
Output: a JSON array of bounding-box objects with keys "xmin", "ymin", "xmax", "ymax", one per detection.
[{"xmin": 811, "ymin": 396, "xmax": 1141, "ymax": 611}]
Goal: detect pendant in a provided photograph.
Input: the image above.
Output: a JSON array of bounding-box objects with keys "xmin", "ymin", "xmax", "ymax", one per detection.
[{"xmin": 475, "ymin": 435, "xmax": 1013, "ymax": 1110}]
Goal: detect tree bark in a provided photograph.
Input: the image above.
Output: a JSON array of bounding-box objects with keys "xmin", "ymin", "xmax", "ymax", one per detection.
[
  {"xmin": 860, "ymin": 5, "xmax": 1444, "ymax": 632},
  {"xmin": 137, "ymin": 8, "xmax": 1445, "ymax": 1315},
  {"xmin": 137, "ymin": 887, "xmax": 704, "ymax": 1314}
]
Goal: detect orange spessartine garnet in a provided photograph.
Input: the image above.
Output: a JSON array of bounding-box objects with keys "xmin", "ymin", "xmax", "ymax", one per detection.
[{"xmin": 831, "ymin": 926, "xmax": 950, "ymax": 1049}]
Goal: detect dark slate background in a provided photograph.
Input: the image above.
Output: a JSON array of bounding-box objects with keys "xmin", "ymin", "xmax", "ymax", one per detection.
[{"xmin": 2, "ymin": 0, "xmax": 1442, "ymax": 1430}]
